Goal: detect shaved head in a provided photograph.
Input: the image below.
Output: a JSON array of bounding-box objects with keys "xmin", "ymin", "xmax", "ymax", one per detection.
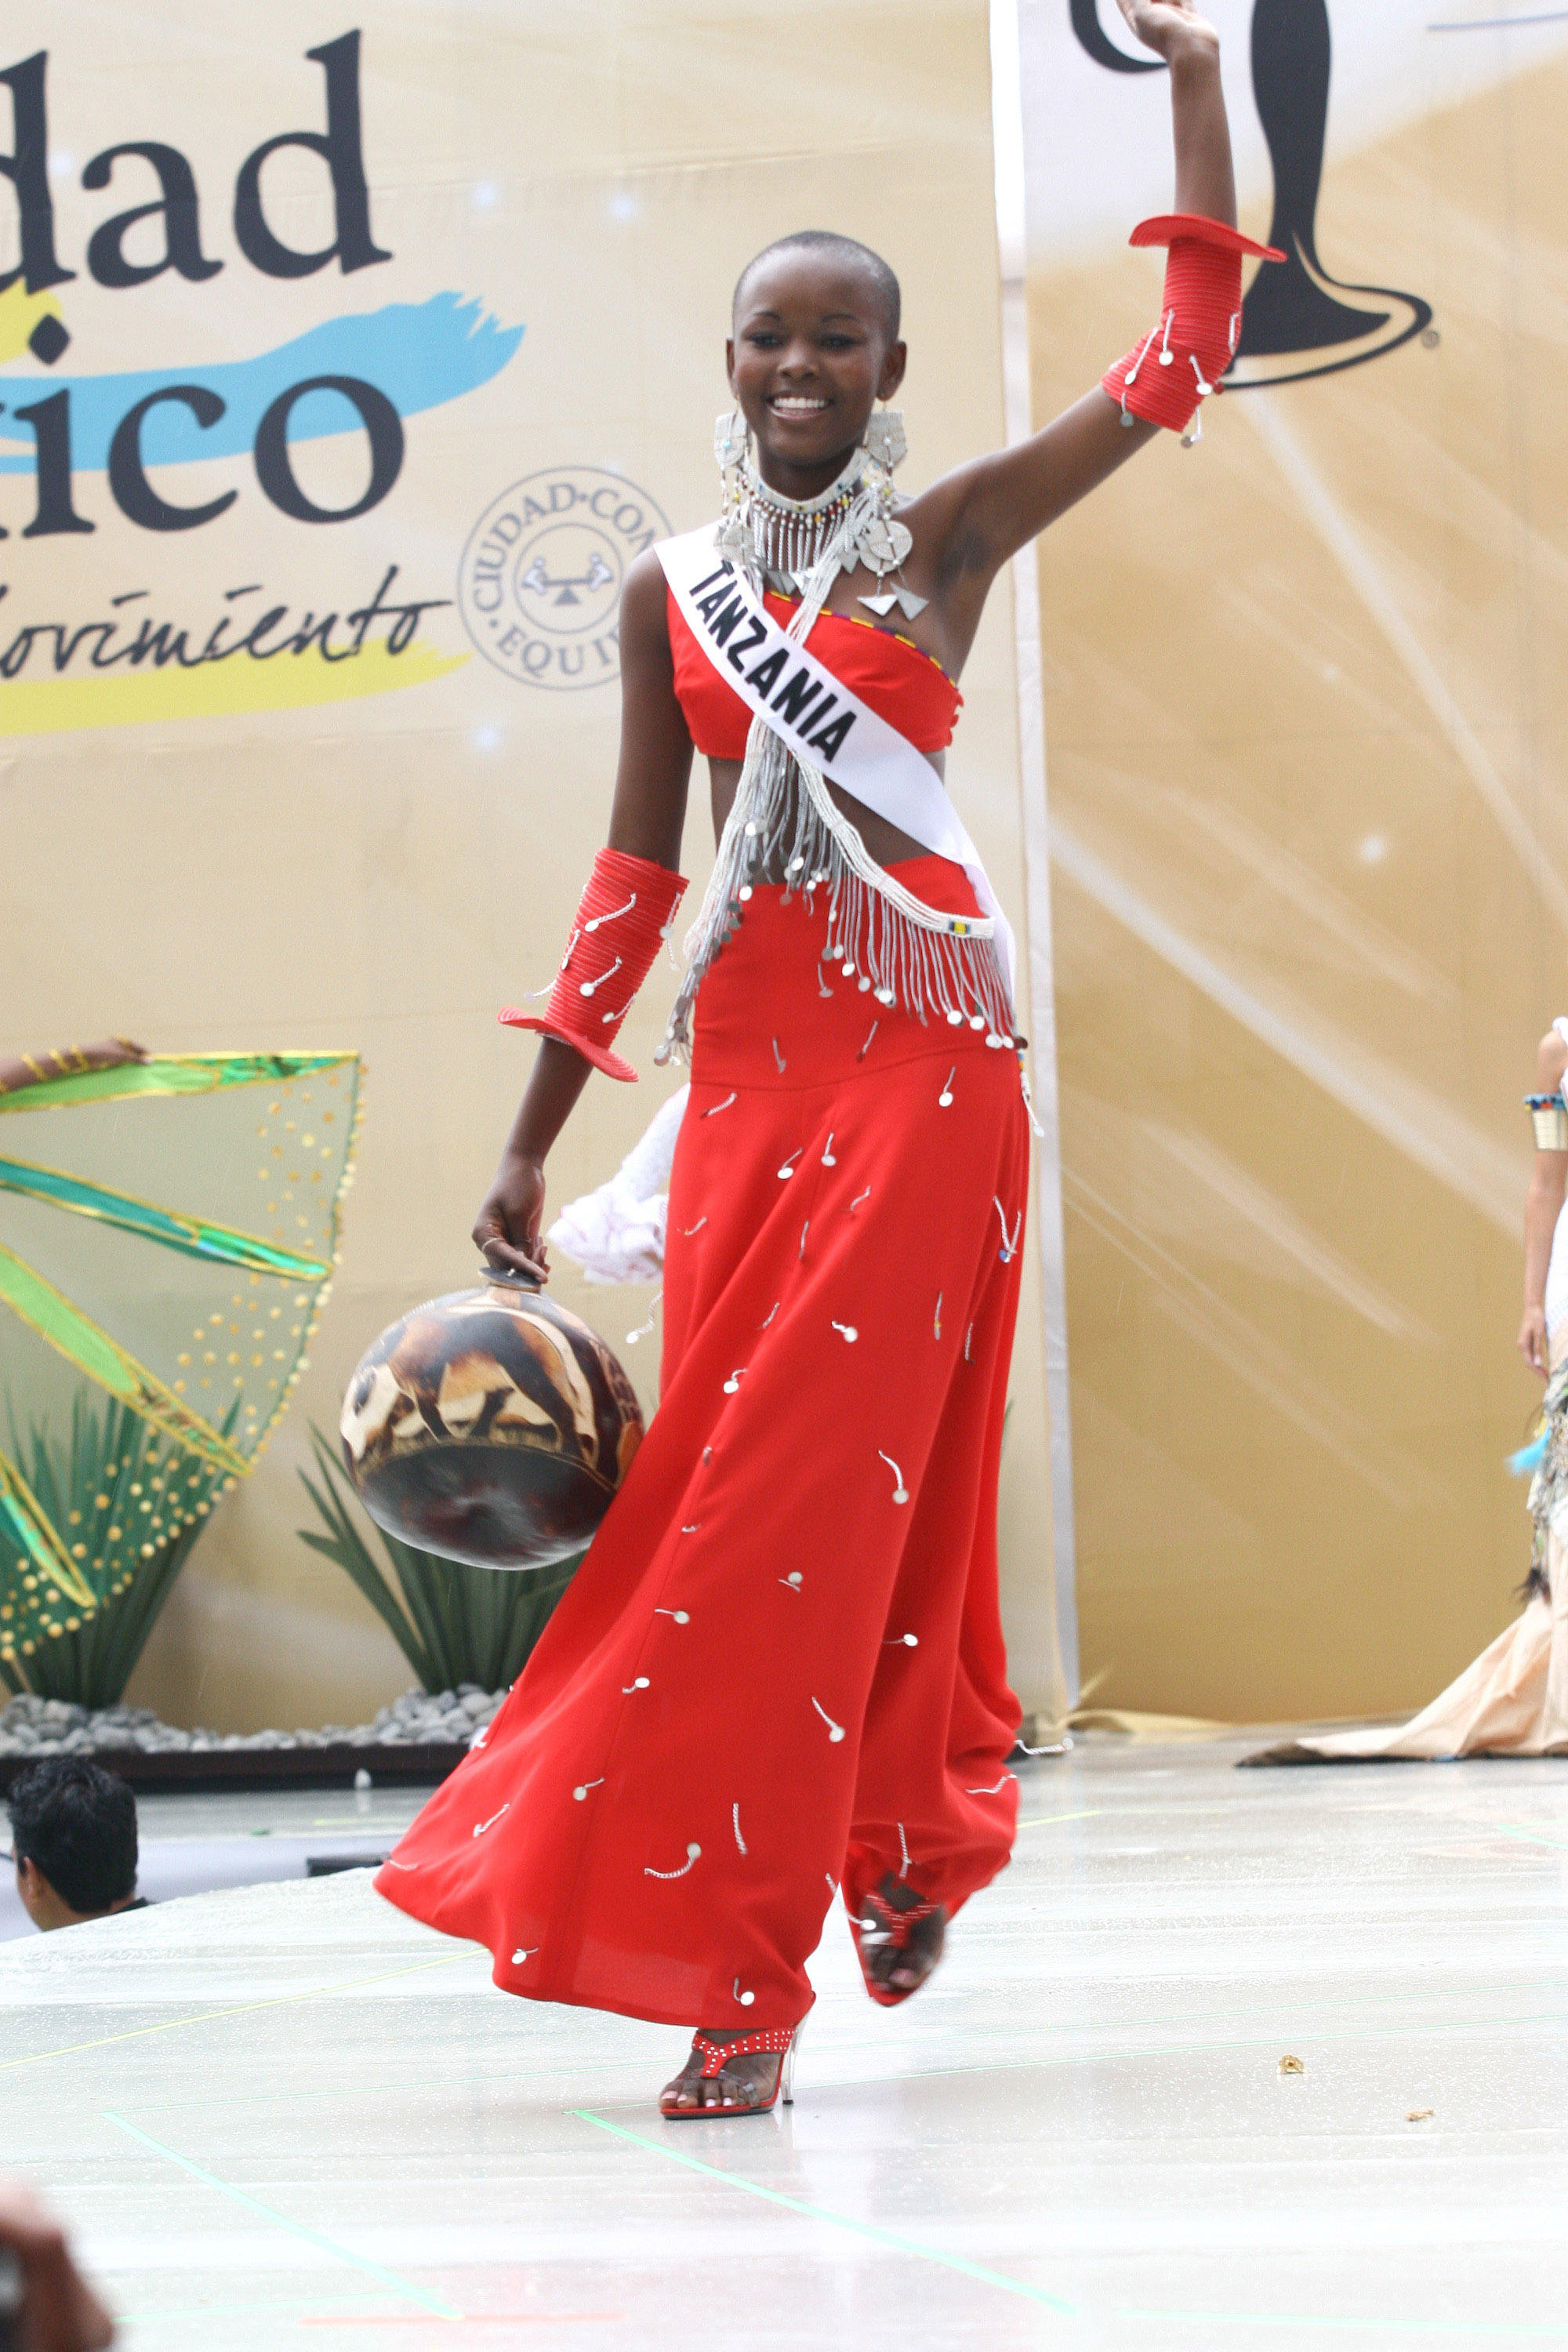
[{"xmin": 733, "ymin": 230, "xmax": 902, "ymax": 343}]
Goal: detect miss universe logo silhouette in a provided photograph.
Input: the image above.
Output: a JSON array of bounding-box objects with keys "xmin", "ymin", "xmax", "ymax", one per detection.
[{"xmin": 1072, "ymin": 0, "xmax": 1432, "ymax": 386}]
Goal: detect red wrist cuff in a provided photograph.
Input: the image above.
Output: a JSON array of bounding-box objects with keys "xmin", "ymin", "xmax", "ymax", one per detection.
[
  {"xmin": 499, "ymin": 848, "xmax": 688, "ymax": 1083},
  {"xmin": 1102, "ymin": 213, "xmax": 1283, "ymax": 436}
]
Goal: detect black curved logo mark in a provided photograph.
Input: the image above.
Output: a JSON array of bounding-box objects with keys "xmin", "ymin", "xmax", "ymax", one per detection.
[
  {"xmin": 1070, "ymin": 0, "xmax": 1432, "ymax": 386},
  {"xmin": 1232, "ymin": 0, "xmax": 1431, "ymax": 384},
  {"xmin": 1069, "ymin": 0, "xmax": 1161, "ymax": 72}
]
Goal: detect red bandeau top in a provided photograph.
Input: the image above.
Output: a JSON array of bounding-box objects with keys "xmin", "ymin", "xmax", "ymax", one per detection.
[{"xmin": 667, "ymin": 585, "xmax": 962, "ymax": 760}]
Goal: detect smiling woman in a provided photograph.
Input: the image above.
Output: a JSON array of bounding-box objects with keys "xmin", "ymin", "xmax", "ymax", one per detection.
[{"xmin": 374, "ymin": 0, "xmax": 1258, "ymax": 2125}]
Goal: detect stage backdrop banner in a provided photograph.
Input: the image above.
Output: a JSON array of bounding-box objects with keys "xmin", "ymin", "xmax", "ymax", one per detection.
[
  {"xmin": 1, "ymin": 2, "xmax": 1067, "ymax": 1731},
  {"xmin": 1020, "ymin": 0, "xmax": 1568, "ymax": 1720}
]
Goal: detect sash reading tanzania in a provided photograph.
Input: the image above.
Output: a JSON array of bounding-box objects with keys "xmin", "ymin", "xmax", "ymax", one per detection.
[{"xmin": 657, "ymin": 526, "xmax": 1017, "ymax": 998}]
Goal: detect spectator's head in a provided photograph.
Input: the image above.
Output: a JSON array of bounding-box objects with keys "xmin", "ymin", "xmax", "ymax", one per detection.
[{"xmin": 7, "ymin": 1758, "xmax": 138, "ymax": 1931}]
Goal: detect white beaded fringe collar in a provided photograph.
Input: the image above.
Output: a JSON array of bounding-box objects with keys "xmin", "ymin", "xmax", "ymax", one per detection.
[{"xmin": 658, "ymin": 437, "xmax": 1015, "ymax": 1067}]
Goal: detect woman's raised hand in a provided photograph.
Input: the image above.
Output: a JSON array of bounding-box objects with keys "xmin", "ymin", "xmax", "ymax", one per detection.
[
  {"xmin": 473, "ymin": 1148, "xmax": 550, "ymax": 1283},
  {"xmin": 1112, "ymin": 0, "xmax": 1219, "ymax": 62}
]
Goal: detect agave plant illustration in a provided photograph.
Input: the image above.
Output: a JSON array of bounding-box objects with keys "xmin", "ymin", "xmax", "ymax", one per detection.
[
  {"xmin": 298, "ymin": 1428, "xmax": 579, "ymax": 1697},
  {"xmin": 0, "ymin": 1392, "xmax": 242, "ymax": 1706},
  {"xmin": 0, "ymin": 1050, "xmax": 361, "ymax": 1683}
]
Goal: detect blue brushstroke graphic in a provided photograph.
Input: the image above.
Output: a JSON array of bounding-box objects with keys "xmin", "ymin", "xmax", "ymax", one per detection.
[{"xmin": 0, "ymin": 292, "xmax": 522, "ymax": 474}]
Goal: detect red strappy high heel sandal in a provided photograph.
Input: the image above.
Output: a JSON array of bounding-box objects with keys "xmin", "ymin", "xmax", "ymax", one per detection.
[
  {"xmin": 659, "ymin": 2022, "xmax": 804, "ymax": 2119},
  {"xmin": 851, "ymin": 1879, "xmax": 947, "ymax": 2007}
]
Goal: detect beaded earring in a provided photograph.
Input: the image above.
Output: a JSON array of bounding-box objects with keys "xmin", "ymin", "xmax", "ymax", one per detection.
[
  {"xmin": 715, "ymin": 409, "xmax": 750, "ymax": 559},
  {"xmin": 855, "ymin": 408, "xmax": 924, "ymax": 619},
  {"xmin": 861, "ymin": 406, "xmax": 907, "ymax": 474}
]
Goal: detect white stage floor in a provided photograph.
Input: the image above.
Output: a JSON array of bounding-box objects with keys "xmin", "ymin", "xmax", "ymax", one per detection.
[{"xmin": 5, "ymin": 1734, "xmax": 1567, "ymax": 2350}]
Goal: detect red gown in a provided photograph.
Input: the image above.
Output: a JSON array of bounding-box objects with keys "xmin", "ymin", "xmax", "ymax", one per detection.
[{"xmin": 375, "ymin": 600, "xmax": 1026, "ymax": 2031}]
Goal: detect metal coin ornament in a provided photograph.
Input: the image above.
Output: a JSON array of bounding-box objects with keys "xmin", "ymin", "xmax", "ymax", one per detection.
[{"xmin": 340, "ymin": 1267, "xmax": 644, "ymax": 1571}]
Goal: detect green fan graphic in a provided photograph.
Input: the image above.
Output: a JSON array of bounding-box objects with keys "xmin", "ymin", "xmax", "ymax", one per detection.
[{"xmin": 0, "ymin": 1051, "xmax": 361, "ymax": 1679}]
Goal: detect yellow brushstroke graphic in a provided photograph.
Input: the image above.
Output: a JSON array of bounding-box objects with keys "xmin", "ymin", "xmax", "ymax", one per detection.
[
  {"xmin": 0, "ymin": 281, "xmax": 64, "ymax": 361},
  {"xmin": 0, "ymin": 637, "xmax": 466, "ymax": 736}
]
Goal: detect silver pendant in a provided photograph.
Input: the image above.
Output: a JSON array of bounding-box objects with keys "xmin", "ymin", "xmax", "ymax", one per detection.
[{"xmin": 857, "ymin": 586, "xmax": 928, "ymax": 621}]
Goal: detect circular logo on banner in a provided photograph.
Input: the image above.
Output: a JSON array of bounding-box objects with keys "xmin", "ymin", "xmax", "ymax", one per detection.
[{"xmin": 458, "ymin": 467, "xmax": 670, "ymax": 690}]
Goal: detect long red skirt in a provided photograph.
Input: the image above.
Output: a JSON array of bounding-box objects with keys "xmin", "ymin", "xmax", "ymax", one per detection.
[{"xmin": 376, "ymin": 854, "xmax": 1027, "ymax": 2030}]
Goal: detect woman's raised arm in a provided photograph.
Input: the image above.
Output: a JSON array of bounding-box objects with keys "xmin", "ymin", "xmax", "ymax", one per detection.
[{"xmin": 919, "ymin": 2, "xmax": 1240, "ymax": 617}]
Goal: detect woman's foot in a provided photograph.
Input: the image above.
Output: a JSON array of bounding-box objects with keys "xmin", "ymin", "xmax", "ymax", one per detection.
[
  {"xmin": 851, "ymin": 1873, "xmax": 947, "ymax": 2004},
  {"xmin": 659, "ymin": 2025, "xmax": 799, "ymax": 2117}
]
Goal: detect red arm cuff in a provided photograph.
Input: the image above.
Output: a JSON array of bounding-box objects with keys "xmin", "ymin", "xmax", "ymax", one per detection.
[
  {"xmin": 1102, "ymin": 213, "xmax": 1284, "ymax": 435},
  {"xmin": 499, "ymin": 848, "xmax": 688, "ymax": 1083}
]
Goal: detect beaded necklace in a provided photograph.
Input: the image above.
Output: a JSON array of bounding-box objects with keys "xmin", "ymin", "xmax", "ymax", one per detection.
[
  {"xmin": 655, "ymin": 413, "xmax": 1016, "ymax": 1070},
  {"xmin": 713, "ymin": 408, "xmax": 927, "ymax": 621}
]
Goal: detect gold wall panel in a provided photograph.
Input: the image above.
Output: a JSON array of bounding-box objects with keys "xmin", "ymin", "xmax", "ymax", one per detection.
[
  {"xmin": 1024, "ymin": 7, "xmax": 1568, "ymax": 1719},
  {"xmin": 2, "ymin": 2, "xmax": 1065, "ymax": 1729}
]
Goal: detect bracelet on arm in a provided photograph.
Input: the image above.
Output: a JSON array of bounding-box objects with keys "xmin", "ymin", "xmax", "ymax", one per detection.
[
  {"xmin": 499, "ymin": 848, "xmax": 688, "ymax": 1083},
  {"xmin": 1102, "ymin": 214, "xmax": 1284, "ymax": 443},
  {"xmin": 1526, "ymin": 1094, "xmax": 1568, "ymax": 1151}
]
